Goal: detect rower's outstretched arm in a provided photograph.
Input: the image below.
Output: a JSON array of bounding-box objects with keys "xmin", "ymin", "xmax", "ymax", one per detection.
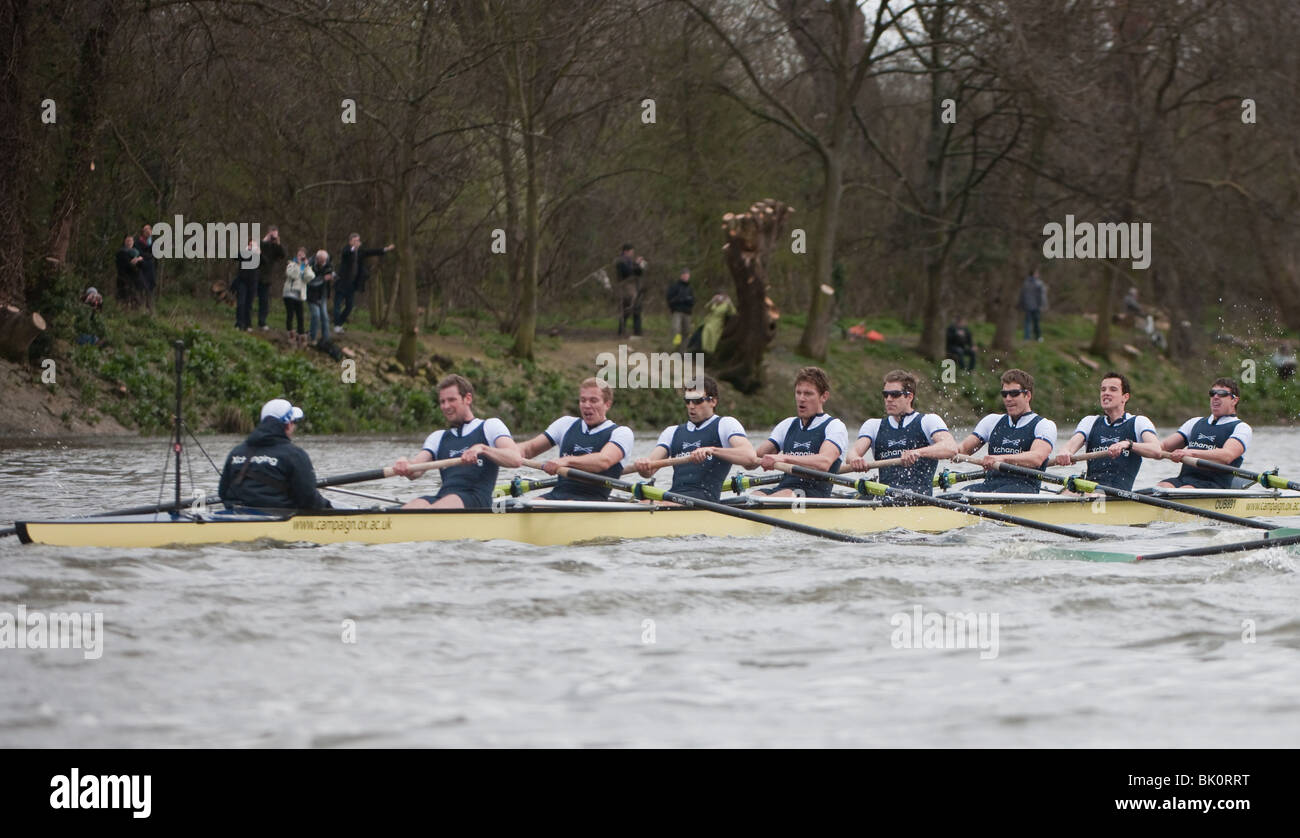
[
  {"xmin": 989, "ymin": 438, "xmax": 1053, "ymax": 469},
  {"xmin": 559, "ymin": 440, "xmax": 624, "ymax": 473},
  {"xmin": 957, "ymin": 433, "xmax": 984, "ymax": 457},
  {"xmin": 706, "ymin": 435, "xmax": 758, "ymax": 469},
  {"xmin": 633, "ymin": 444, "xmax": 672, "ymax": 477},
  {"xmin": 517, "ymin": 433, "xmax": 554, "ymax": 460},
  {"xmin": 912, "ymin": 429, "xmax": 959, "ymax": 462},
  {"xmin": 392, "ymin": 448, "xmax": 433, "ymax": 479},
  {"xmin": 1054, "ymin": 433, "xmax": 1086, "ymax": 466},
  {"xmin": 472, "ymin": 436, "xmax": 523, "ymax": 469}
]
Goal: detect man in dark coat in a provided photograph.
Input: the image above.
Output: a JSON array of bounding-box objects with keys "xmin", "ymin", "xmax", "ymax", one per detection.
[
  {"xmin": 333, "ymin": 232, "xmax": 395, "ymax": 332},
  {"xmin": 255, "ymin": 226, "xmax": 287, "ymax": 330},
  {"xmin": 218, "ymin": 398, "xmax": 333, "ymax": 509}
]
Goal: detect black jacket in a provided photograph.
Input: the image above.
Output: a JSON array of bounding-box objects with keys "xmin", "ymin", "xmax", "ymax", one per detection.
[
  {"xmin": 256, "ymin": 239, "xmax": 286, "ymax": 285},
  {"xmin": 218, "ymin": 417, "xmax": 332, "ymax": 510},
  {"xmin": 307, "ymin": 258, "xmax": 333, "ymax": 303},
  {"xmin": 336, "ymin": 244, "xmax": 388, "ymax": 290},
  {"xmin": 666, "ymin": 280, "xmax": 695, "ymax": 313}
]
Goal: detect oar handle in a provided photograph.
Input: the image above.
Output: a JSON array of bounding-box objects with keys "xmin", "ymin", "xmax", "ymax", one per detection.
[
  {"xmin": 622, "ymin": 455, "xmax": 694, "ymax": 475},
  {"xmin": 385, "ymin": 456, "xmax": 476, "ymax": 479},
  {"xmin": 838, "ymin": 457, "xmax": 905, "ymax": 472},
  {"xmin": 1070, "ymin": 450, "xmax": 1116, "ymax": 462}
]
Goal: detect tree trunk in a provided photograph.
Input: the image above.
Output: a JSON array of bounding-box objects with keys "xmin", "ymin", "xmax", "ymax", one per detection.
[
  {"xmin": 715, "ymin": 199, "xmax": 793, "ymax": 393},
  {"xmin": 0, "ymin": 0, "xmax": 29, "ymax": 309},
  {"xmin": 796, "ymin": 152, "xmax": 841, "ymax": 360},
  {"xmin": 1088, "ymin": 260, "xmax": 1115, "ymax": 356},
  {"xmin": 33, "ymin": 0, "xmax": 122, "ymax": 303},
  {"xmin": 511, "ymin": 114, "xmax": 539, "ymax": 360}
]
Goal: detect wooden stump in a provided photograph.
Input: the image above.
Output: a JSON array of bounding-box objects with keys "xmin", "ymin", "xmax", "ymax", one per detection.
[
  {"xmin": 0, "ymin": 305, "xmax": 46, "ymax": 360},
  {"xmin": 713, "ymin": 198, "xmax": 793, "ymax": 394}
]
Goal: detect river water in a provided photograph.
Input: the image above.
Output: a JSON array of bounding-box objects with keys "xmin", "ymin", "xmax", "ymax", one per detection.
[{"xmin": 2, "ymin": 429, "xmax": 1298, "ymax": 747}]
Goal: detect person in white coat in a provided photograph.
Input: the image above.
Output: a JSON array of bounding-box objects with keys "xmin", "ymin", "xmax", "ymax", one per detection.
[{"xmin": 283, "ymin": 247, "xmax": 313, "ymax": 348}]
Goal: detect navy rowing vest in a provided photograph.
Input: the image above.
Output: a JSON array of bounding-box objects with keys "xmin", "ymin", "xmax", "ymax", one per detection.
[
  {"xmin": 873, "ymin": 413, "xmax": 936, "ymax": 495},
  {"xmin": 435, "ymin": 422, "xmax": 498, "ymax": 507},
  {"xmin": 1083, "ymin": 414, "xmax": 1142, "ymax": 490},
  {"xmin": 1177, "ymin": 416, "xmax": 1244, "ymax": 489},
  {"xmin": 983, "ymin": 414, "xmax": 1049, "ymax": 493},
  {"xmin": 551, "ymin": 420, "xmax": 622, "ymax": 501},
  {"xmin": 774, "ymin": 414, "xmax": 842, "ymax": 498},
  {"xmin": 667, "ymin": 418, "xmax": 731, "ymax": 501}
]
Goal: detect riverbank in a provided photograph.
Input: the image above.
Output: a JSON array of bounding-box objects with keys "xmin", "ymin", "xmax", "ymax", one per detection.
[{"xmin": 4, "ymin": 293, "xmax": 1297, "ymax": 438}]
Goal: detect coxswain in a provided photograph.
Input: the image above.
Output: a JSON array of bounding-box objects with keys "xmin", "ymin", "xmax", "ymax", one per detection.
[{"xmin": 218, "ymin": 398, "xmax": 332, "ymax": 509}]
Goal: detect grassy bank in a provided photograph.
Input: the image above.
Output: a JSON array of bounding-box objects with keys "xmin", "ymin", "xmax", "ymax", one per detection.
[{"xmin": 20, "ymin": 292, "xmax": 1300, "ymax": 439}]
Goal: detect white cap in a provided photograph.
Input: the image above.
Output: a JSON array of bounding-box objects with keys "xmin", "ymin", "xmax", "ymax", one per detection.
[{"xmin": 260, "ymin": 398, "xmax": 304, "ymax": 423}]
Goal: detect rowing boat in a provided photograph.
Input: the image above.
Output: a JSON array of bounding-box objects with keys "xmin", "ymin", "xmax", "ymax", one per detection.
[{"xmin": 15, "ymin": 488, "xmax": 1300, "ymax": 548}]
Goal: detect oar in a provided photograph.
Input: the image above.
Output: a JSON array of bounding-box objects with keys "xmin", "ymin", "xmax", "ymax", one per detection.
[
  {"xmin": 729, "ymin": 472, "xmax": 784, "ymax": 492},
  {"xmin": 520, "ymin": 458, "xmax": 872, "ymax": 544},
  {"xmin": 952, "ymin": 454, "xmax": 1280, "ymax": 530},
  {"xmin": 0, "ymin": 456, "xmax": 468, "ymax": 537},
  {"xmin": 933, "ymin": 469, "xmax": 987, "ymax": 490},
  {"xmin": 770, "ymin": 461, "xmax": 1101, "ymax": 540},
  {"xmin": 494, "ymin": 476, "xmax": 559, "ymax": 498},
  {"xmin": 1058, "ymin": 527, "xmax": 1300, "ymax": 563},
  {"xmin": 1169, "ymin": 453, "xmax": 1300, "ymax": 491}
]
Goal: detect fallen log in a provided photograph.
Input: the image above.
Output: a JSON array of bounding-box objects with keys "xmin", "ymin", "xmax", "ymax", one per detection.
[{"xmin": 0, "ymin": 305, "xmax": 46, "ymax": 360}]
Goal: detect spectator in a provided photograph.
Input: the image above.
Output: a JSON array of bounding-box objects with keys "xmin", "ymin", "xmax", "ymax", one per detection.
[
  {"xmin": 686, "ymin": 293, "xmax": 737, "ymax": 354},
  {"xmin": 1273, "ymin": 344, "xmax": 1297, "ymax": 381},
  {"xmin": 283, "ymin": 247, "xmax": 312, "ymax": 348},
  {"xmin": 307, "ymin": 249, "xmax": 333, "ymax": 348},
  {"xmin": 1018, "ymin": 267, "xmax": 1047, "ymax": 342},
  {"xmin": 256, "ymin": 226, "xmax": 287, "ymax": 331},
  {"xmin": 1123, "ymin": 285, "xmax": 1143, "ymax": 317},
  {"xmin": 233, "ymin": 240, "xmax": 259, "ymax": 332},
  {"xmin": 615, "ymin": 243, "xmax": 647, "ymax": 337},
  {"xmin": 114, "ymin": 234, "xmax": 143, "ymax": 306},
  {"xmin": 75, "ymin": 287, "xmax": 105, "ymax": 346},
  {"xmin": 334, "ymin": 232, "xmax": 395, "ymax": 333},
  {"xmin": 136, "ymin": 223, "xmax": 157, "ymax": 310},
  {"xmin": 945, "ymin": 316, "xmax": 976, "ymax": 372},
  {"xmin": 666, "ymin": 267, "xmax": 695, "ymax": 348}
]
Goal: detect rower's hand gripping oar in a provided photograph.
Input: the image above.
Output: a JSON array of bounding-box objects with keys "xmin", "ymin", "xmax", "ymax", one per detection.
[
  {"xmin": 493, "ymin": 456, "xmax": 692, "ymax": 498},
  {"xmin": 520, "ymin": 459, "xmax": 872, "ymax": 544},
  {"xmin": 952, "ymin": 454, "xmax": 1280, "ymax": 530},
  {"xmin": 770, "ymin": 461, "xmax": 1102, "ymax": 540},
  {"xmin": 1165, "ymin": 453, "xmax": 1300, "ymax": 492}
]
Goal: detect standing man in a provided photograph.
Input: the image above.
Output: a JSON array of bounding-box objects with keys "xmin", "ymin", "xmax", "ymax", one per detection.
[
  {"xmin": 615, "ymin": 243, "xmax": 647, "ymax": 337},
  {"xmin": 1053, "ymin": 371, "xmax": 1159, "ymax": 491},
  {"xmin": 945, "ymin": 316, "xmax": 976, "ymax": 372},
  {"xmin": 114, "ymin": 234, "xmax": 143, "ymax": 306},
  {"xmin": 1139, "ymin": 377, "xmax": 1251, "ymax": 489},
  {"xmin": 754, "ymin": 366, "xmax": 848, "ymax": 498},
  {"xmin": 334, "ymin": 232, "xmax": 395, "ymax": 333},
  {"xmin": 392, "ymin": 374, "xmax": 521, "ymax": 508},
  {"xmin": 1018, "ymin": 267, "xmax": 1047, "ymax": 342},
  {"xmin": 846, "ymin": 370, "xmax": 957, "ymax": 497},
  {"xmin": 633, "ymin": 375, "xmax": 757, "ymax": 501},
  {"xmin": 517, "ymin": 378, "xmax": 635, "ymax": 501},
  {"xmin": 666, "ymin": 267, "xmax": 695, "ymax": 348},
  {"xmin": 136, "ymin": 223, "xmax": 157, "ymax": 310},
  {"xmin": 218, "ymin": 398, "xmax": 332, "ymax": 510},
  {"xmin": 232, "ymin": 240, "xmax": 259, "ymax": 331},
  {"xmin": 956, "ymin": 369, "xmax": 1056, "ymax": 493},
  {"xmin": 256, "ymin": 226, "xmax": 287, "ymax": 331}
]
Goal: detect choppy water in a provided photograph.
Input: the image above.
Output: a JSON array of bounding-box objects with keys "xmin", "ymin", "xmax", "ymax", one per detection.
[{"xmin": 2, "ymin": 429, "xmax": 1299, "ymax": 747}]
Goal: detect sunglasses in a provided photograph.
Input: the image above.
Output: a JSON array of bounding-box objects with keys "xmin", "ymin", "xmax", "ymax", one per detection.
[
  {"xmin": 999, "ymin": 389, "xmax": 1028, "ymax": 398},
  {"xmin": 1208, "ymin": 389, "xmax": 1236, "ymax": 398},
  {"xmin": 684, "ymin": 396, "xmax": 710, "ymax": 405},
  {"xmin": 881, "ymin": 389, "xmax": 910, "ymax": 399}
]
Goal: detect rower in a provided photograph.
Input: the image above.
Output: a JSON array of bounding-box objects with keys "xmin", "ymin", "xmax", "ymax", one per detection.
[
  {"xmin": 753, "ymin": 366, "xmax": 848, "ymax": 498},
  {"xmin": 517, "ymin": 377, "xmax": 634, "ymax": 500},
  {"xmin": 956, "ymin": 368, "xmax": 1056, "ymax": 494},
  {"xmin": 218, "ymin": 398, "xmax": 332, "ymax": 510},
  {"xmin": 1143, "ymin": 377, "xmax": 1251, "ymax": 489},
  {"xmin": 632, "ymin": 375, "xmax": 757, "ymax": 501},
  {"xmin": 1053, "ymin": 371, "xmax": 1158, "ymax": 491},
  {"xmin": 845, "ymin": 369, "xmax": 957, "ymax": 497},
  {"xmin": 392, "ymin": 374, "xmax": 522, "ymax": 508}
]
